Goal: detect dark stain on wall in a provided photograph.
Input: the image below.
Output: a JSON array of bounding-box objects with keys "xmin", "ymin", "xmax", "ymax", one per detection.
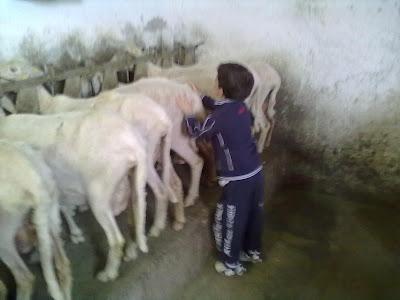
[{"xmin": 264, "ymin": 51, "xmax": 399, "ymax": 206}]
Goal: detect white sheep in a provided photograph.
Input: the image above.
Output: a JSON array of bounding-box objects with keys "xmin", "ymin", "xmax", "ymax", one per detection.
[
  {"xmin": 0, "ymin": 109, "xmax": 148, "ymax": 282},
  {"xmin": 116, "ymin": 77, "xmax": 205, "ymax": 207},
  {"xmin": 36, "ymin": 86, "xmax": 185, "ymax": 236},
  {"xmin": 0, "ymin": 139, "xmax": 71, "ymax": 300},
  {"xmin": 85, "ymin": 43, "xmax": 144, "ymax": 96},
  {"xmin": 0, "ymin": 60, "xmax": 43, "ymax": 114},
  {"xmin": 0, "ymin": 96, "xmax": 5, "ymax": 117},
  {"xmin": 0, "ymin": 95, "xmax": 17, "ymax": 114},
  {"xmin": 245, "ymin": 60, "xmax": 281, "ymax": 150},
  {"xmin": 0, "ymin": 280, "xmax": 6, "ymax": 300},
  {"xmin": 146, "ymin": 60, "xmax": 281, "ymax": 152}
]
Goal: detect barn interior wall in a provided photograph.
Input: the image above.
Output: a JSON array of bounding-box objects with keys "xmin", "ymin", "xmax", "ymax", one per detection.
[{"xmin": 1, "ymin": 0, "xmax": 399, "ymax": 202}]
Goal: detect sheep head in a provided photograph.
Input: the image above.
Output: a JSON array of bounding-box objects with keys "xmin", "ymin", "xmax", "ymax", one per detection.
[
  {"xmin": 0, "ymin": 95, "xmax": 17, "ymax": 114},
  {"xmin": 0, "ymin": 60, "xmax": 43, "ymax": 81}
]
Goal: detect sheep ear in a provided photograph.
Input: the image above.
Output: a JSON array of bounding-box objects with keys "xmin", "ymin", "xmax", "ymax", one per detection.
[
  {"xmin": 0, "ymin": 95, "xmax": 16, "ymax": 114},
  {"xmin": 37, "ymin": 84, "xmax": 50, "ymax": 96}
]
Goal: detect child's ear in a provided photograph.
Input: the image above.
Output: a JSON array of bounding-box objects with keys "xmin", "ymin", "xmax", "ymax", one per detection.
[
  {"xmin": 218, "ymin": 88, "xmax": 224, "ymax": 98},
  {"xmin": 214, "ymin": 82, "xmax": 224, "ymax": 98}
]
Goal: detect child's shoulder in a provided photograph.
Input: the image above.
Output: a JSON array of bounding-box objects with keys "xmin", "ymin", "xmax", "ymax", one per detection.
[
  {"xmin": 226, "ymin": 101, "xmax": 249, "ymax": 116},
  {"xmin": 211, "ymin": 100, "xmax": 249, "ymax": 120}
]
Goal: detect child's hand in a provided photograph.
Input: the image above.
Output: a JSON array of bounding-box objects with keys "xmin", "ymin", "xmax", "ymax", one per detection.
[
  {"xmin": 176, "ymin": 94, "xmax": 193, "ymax": 116},
  {"xmin": 186, "ymin": 81, "xmax": 199, "ymax": 94}
]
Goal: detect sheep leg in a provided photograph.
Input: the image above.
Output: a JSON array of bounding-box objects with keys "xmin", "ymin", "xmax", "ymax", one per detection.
[
  {"xmin": 265, "ymin": 116, "xmax": 275, "ymax": 149},
  {"xmin": 160, "ymin": 146, "xmax": 184, "ymax": 209},
  {"xmin": 88, "ymin": 181, "xmax": 125, "ymax": 282},
  {"xmin": 0, "ymin": 280, "xmax": 7, "ymax": 300},
  {"xmin": 149, "ymin": 195, "xmax": 168, "ymax": 237},
  {"xmin": 257, "ymin": 114, "xmax": 270, "ymax": 153},
  {"xmin": 130, "ymin": 160, "xmax": 148, "ymax": 253},
  {"xmin": 172, "ymin": 136, "xmax": 203, "ymax": 207},
  {"xmin": 149, "ymin": 167, "xmax": 184, "ymax": 236},
  {"xmin": 125, "ymin": 159, "xmax": 148, "ymax": 260},
  {"xmin": 77, "ymin": 203, "xmax": 89, "ymax": 212},
  {"xmin": 197, "ymin": 139, "xmax": 217, "ymax": 186},
  {"xmin": 264, "ymin": 86, "xmax": 278, "ymax": 148},
  {"xmin": 157, "ymin": 158, "xmax": 186, "ymax": 231},
  {"xmin": 33, "ymin": 206, "xmax": 65, "ymax": 300},
  {"xmin": 51, "ymin": 233, "xmax": 72, "ymax": 300},
  {"xmin": 251, "ymin": 86, "xmax": 269, "ymax": 153},
  {"xmin": 171, "ymin": 166, "xmax": 186, "ymax": 231},
  {"xmin": 147, "ymin": 139, "xmax": 168, "ymax": 237},
  {"xmin": 0, "ymin": 213, "xmax": 34, "ymax": 300},
  {"xmin": 149, "ymin": 164, "xmax": 186, "ymax": 234},
  {"xmin": 49, "ymin": 203, "xmax": 72, "ymax": 300},
  {"xmin": 161, "ymin": 128, "xmax": 180, "ymax": 204},
  {"xmin": 61, "ymin": 205, "xmax": 85, "ymax": 244},
  {"xmin": 147, "ymin": 162, "xmax": 168, "ymax": 238},
  {"xmin": 146, "ymin": 165, "xmax": 166, "ymax": 202},
  {"xmin": 149, "ymin": 130, "xmax": 182, "ymax": 237},
  {"xmin": 155, "ymin": 139, "xmax": 185, "ymax": 205},
  {"xmin": 146, "ymin": 139, "xmax": 167, "ymax": 202}
]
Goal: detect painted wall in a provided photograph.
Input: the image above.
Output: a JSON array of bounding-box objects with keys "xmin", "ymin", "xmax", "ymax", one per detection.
[{"xmin": 1, "ymin": 0, "xmax": 399, "ymax": 199}]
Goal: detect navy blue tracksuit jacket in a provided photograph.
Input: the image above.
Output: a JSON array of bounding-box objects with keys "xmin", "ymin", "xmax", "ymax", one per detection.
[{"xmin": 185, "ymin": 96, "xmax": 265, "ymax": 267}]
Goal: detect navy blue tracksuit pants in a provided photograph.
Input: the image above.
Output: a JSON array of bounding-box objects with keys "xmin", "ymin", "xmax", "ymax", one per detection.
[{"xmin": 213, "ymin": 171, "xmax": 265, "ymax": 266}]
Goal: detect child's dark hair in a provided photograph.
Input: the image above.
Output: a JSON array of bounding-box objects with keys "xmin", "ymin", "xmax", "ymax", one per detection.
[{"xmin": 217, "ymin": 63, "xmax": 254, "ymax": 101}]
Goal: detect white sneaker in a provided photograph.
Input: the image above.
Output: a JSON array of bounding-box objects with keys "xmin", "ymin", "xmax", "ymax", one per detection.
[
  {"xmin": 214, "ymin": 261, "xmax": 246, "ymax": 276},
  {"xmin": 239, "ymin": 250, "xmax": 262, "ymax": 263}
]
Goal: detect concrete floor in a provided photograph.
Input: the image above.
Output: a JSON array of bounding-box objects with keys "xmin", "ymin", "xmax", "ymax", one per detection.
[
  {"xmin": 0, "ymin": 164, "xmax": 213, "ymax": 300},
  {"xmin": 174, "ymin": 186, "xmax": 400, "ymax": 300},
  {"xmin": 1, "ymin": 149, "xmax": 399, "ymax": 300}
]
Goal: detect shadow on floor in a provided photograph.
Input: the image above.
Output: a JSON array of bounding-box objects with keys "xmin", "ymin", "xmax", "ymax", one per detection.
[{"xmin": 175, "ymin": 182, "xmax": 400, "ymax": 300}]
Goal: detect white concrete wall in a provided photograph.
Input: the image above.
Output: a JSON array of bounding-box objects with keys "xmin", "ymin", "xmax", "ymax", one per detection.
[{"xmin": 1, "ymin": 0, "xmax": 399, "ymax": 194}]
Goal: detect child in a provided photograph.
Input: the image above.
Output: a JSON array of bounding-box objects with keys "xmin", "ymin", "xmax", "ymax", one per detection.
[{"xmin": 178, "ymin": 63, "xmax": 265, "ymax": 276}]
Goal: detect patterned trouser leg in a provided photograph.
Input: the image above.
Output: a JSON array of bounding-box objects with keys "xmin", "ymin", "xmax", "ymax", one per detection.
[
  {"xmin": 213, "ymin": 172, "xmax": 265, "ymax": 266},
  {"xmin": 213, "ymin": 203, "xmax": 224, "ymax": 252},
  {"xmin": 242, "ymin": 172, "xmax": 265, "ymax": 255}
]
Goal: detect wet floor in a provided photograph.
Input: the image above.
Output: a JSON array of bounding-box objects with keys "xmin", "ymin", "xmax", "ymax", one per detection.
[{"xmin": 175, "ymin": 185, "xmax": 400, "ymax": 300}]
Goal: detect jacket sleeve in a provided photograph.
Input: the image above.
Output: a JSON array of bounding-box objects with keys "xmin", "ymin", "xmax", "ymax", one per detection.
[
  {"xmin": 185, "ymin": 114, "xmax": 218, "ymax": 140},
  {"xmin": 202, "ymin": 95, "xmax": 216, "ymax": 110}
]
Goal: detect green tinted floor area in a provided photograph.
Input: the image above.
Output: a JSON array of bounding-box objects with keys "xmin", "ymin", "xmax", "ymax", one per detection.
[{"xmin": 174, "ymin": 187, "xmax": 400, "ymax": 300}]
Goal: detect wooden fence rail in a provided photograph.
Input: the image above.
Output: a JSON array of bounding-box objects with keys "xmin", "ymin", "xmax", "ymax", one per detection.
[
  {"xmin": 0, "ymin": 55, "xmax": 150, "ymax": 94},
  {"xmin": 0, "ymin": 42, "xmax": 200, "ymax": 95}
]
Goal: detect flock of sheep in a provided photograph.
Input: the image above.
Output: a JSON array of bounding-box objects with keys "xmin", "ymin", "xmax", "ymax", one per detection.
[{"xmin": 0, "ymin": 55, "xmax": 280, "ymax": 300}]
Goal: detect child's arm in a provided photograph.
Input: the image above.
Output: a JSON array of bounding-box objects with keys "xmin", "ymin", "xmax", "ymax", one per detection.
[
  {"xmin": 177, "ymin": 90, "xmax": 218, "ymax": 139},
  {"xmin": 187, "ymin": 82, "xmax": 215, "ymax": 111},
  {"xmin": 185, "ymin": 114, "xmax": 217, "ymax": 140},
  {"xmin": 202, "ymin": 96, "xmax": 216, "ymax": 110}
]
